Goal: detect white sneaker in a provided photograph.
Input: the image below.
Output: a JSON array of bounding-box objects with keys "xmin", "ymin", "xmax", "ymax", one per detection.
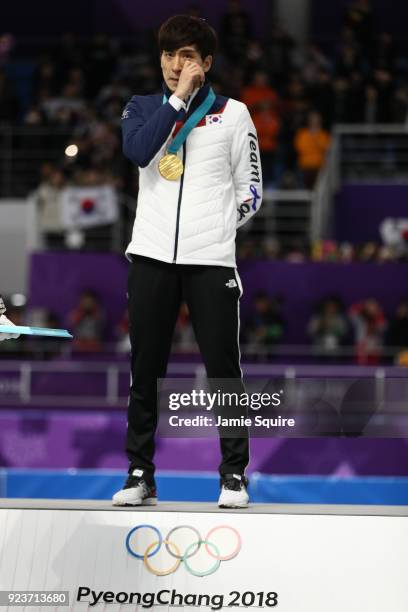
[
  {"xmin": 218, "ymin": 474, "xmax": 249, "ymax": 508},
  {"xmin": 112, "ymin": 469, "xmax": 157, "ymax": 506}
]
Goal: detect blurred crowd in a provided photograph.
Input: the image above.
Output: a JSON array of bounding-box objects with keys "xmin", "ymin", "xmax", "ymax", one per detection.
[
  {"xmin": 238, "ymin": 238, "xmax": 408, "ymax": 263},
  {"xmin": 242, "ymin": 292, "xmax": 408, "ymax": 366},
  {"xmin": 1, "ymin": 0, "xmax": 408, "ymax": 194},
  {"xmin": 2, "ymin": 288, "xmax": 408, "ymax": 366}
]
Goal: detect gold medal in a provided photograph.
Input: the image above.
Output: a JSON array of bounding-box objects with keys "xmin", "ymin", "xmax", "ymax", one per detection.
[{"xmin": 158, "ymin": 153, "xmax": 184, "ymax": 180}]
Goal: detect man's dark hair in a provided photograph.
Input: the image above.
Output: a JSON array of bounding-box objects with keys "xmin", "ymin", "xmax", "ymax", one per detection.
[{"xmin": 158, "ymin": 15, "xmax": 217, "ymax": 59}]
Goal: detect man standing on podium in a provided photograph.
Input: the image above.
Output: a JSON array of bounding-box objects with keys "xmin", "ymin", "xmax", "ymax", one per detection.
[{"xmin": 113, "ymin": 14, "xmax": 262, "ymax": 508}]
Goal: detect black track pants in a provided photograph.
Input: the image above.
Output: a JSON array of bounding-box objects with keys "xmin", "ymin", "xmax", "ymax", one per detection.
[{"xmin": 126, "ymin": 255, "xmax": 249, "ymax": 482}]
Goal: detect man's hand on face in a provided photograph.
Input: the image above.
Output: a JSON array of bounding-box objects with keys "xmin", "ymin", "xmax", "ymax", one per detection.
[
  {"xmin": 174, "ymin": 60, "xmax": 205, "ymax": 100},
  {"xmin": 0, "ymin": 314, "xmax": 20, "ymax": 341}
]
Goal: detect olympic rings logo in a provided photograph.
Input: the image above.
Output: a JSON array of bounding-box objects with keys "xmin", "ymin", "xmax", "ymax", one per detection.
[{"xmin": 125, "ymin": 524, "xmax": 241, "ymax": 577}]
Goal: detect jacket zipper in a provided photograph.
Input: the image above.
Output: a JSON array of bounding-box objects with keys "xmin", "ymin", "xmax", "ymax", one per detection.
[{"xmin": 172, "ymin": 141, "xmax": 186, "ymax": 263}]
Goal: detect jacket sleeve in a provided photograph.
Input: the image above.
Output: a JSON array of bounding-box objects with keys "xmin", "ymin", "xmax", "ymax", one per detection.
[
  {"xmin": 230, "ymin": 105, "xmax": 263, "ymax": 228},
  {"xmin": 121, "ymin": 96, "xmax": 179, "ymax": 168}
]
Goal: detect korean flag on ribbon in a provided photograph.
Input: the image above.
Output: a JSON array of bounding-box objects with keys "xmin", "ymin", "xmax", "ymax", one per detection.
[
  {"xmin": 206, "ymin": 113, "xmax": 223, "ymax": 125},
  {"xmin": 61, "ymin": 186, "xmax": 119, "ymax": 229}
]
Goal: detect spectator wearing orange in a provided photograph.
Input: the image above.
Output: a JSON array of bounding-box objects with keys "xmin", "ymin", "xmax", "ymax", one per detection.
[
  {"xmin": 241, "ymin": 70, "xmax": 279, "ymax": 113},
  {"xmin": 294, "ymin": 111, "xmax": 330, "ymax": 188}
]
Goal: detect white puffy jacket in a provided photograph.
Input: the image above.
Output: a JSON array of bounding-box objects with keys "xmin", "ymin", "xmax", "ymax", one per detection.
[{"xmin": 122, "ymin": 83, "xmax": 262, "ymax": 267}]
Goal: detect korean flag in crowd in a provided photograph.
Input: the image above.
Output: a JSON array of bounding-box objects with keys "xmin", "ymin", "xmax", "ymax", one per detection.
[{"xmin": 61, "ymin": 186, "xmax": 118, "ymax": 229}]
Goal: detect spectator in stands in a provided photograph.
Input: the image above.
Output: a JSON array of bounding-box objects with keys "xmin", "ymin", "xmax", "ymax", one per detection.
[
  {"xmin": 69, "ymin": 289, "xmax": 105, "ymax": 352},
  {"xmin": 264, "ymin": 27, "xmax": 294, "ymax": 87},
  {"xmin": 262, "ymin": 237, "xmax": 281, "ymax": 260},
  {"xmin": 294, "ymin": 111, "xmax": 331, "ymax": 188},
  {"xmin": 338, "ymin": 242, "xmax": 355, "ymax": 262},
  {"xmin": 33, "ymin": 60, "xmax": 59, "ymax": 102},
  {"xmin": 280, "ymin": 75, "xmax": 309, "ymax": 173},
  {"xmin": 69, "ymin": 122, "xmax": 124, "ymax": 188},
  {"xmin": 243, "ymin": 291, "xmax": 285, "ymax": 357},
  {"xmin": 96, "ymin": 79, "xmax": 131, "ymax": 124},
  {"xmin": 54, "ymin": 33, "xmax": 84, "ymax": 84},
  {"xmin": 86, "ymin": 33, "xmax": 118, "ymax": 98},
  {"xmin": 116, "ymin": 309, "xmax": 131, "ymax": 353},
  {"xmin": 220, "ymin": 0, "xmax": 253, "ymax": 62},
  {"xmin": 336, "ymin": 32, "xmax": 362, "ymax": 79},
  {"xmin": 344, "ymin": 0, "xmax": 375, "ymax": 50},
  {"xmin": 309, "ymin": 69, "xmax": 335, "ymax": 127},
  {"xmin": 5, "ymin": 4, "xmax": 408, "ymax": 260},
  {"xmin": 0, "ymin": 33, "xmax": 14, "ymax": 67},
  {"xmin": 285, "ymin": 240, "xmax": 307, "ymax": 263},
  {"xmin": 372, "ymin": 69, "xmax": 394, "ymax": 123},
  {"xmin": 346, "ymin": 72, "xmax": 365, "ymax": 122},
  {"xmin": 35, "ymin": 166, "xmax": 66, "ymax": 249},
  {"xmin": 371, "ymin": 32, "xmax": 396, "ymax": 73},
  {"xmin": 293, "ymin": 43, "xmax": 331, "ymax": 86},
  {"xmin": 363, "ymin": 84, "xmax": 379, "ymax": 123},
  {"xmin": 308, "ymin": 296, "xmax": 349, "ymax": 359},
  {"xmin": 23, "ymin": 106, "xmax": 46, "ymax": 127},
  {"xmin": 391, "ymin": 85, "xmax": 408, "ymax": 123},
  {"xmin": 244, "ymin": 40, "xmax": 269, "ymax": 78},
  {"xmin": 359, "ymin": 242, "xmax": 378, "ymax": 262},
  {"xmin": 380, "ymin": 218, "xmax": 408, "ymax": 259},
  {"xmin": 387, "ymin": 299, "xmax": 408, "ymax": 365},
  {"xmin": 29, "ymin": 310, "xmax": 65, "ymax": 360},
  {"xmin": 311, "ymin": 239, "xmax": 339, "ymax": 262},
  {"xmin": 40, "ymin": 81, "xmax": 87, "ymax": 126},
  {"xmin": 241, "ymin": 70, "xmax": 279, "ymax": 113},
  {"xmin": 376, "ymin": 245, "xmax": 395, "ymax": 263},
  {"xmin": 236, "ymin": 238, "xmax": 257, "ymax": 261},
  {"xmin": 332, "ymin": 78, "xmax": 350, "ymax": 123},
  {"xmin": 241, "ymin": 71, "xmax": 280, "ymax": 182},
  {"xmin": 349, "ymin": 298, "xmax": 386, "ymax": 364},
  {"xmin": 0, "ymin": 68, "xmax": 19, "ymax": 122}
]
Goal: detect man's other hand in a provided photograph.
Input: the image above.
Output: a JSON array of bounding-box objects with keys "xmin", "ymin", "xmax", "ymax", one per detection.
[{"xmin": 0, "ymin": 314, "xmax": 20, "ymax": 340}]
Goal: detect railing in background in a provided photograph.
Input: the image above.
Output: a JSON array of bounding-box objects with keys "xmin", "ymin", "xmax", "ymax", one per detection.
[
  {"xmin": 0, "ymin": 359, "xmax": 404, "ymax": 408},
  {"xmin": 0, "ymin": 126, "xmax": 72, "ymax": 197},
  {"xmin": 311, "ymin": 123, "xmax": 408, "ymax": 241},
  {"xmin": 338, "ymin": 124, "xmax": 408, "ymax": 182},
  {"xmin": 246, "ymin": 188, "xmax": 313, "ymax": 247},
  {"xmin": 1, "ymin": 339, "xmax": 406, "ymax": 361},
  {"xmin": 310, "ymin": 131, "xmax": 340, "ymax": 242}
]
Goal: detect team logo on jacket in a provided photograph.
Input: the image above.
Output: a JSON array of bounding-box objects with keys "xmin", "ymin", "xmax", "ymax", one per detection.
[
  {"xmin": 206, "ymin": 114, "xmax": 223, "ymax": 125},
  {"xmin": 249, "ymin": 132, "xmax": 260, "ymax": 184}
]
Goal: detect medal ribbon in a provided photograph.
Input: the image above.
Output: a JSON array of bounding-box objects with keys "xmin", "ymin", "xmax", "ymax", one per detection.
[{"xmin": 163, "ymin": 87, "xmax": 216, "ymax": 154}]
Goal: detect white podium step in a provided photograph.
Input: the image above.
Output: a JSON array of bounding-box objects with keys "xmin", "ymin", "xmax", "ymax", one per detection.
[
  {"xmin": 0, "ymin": 499, "xmax": 407, "ymax": 611},
  {"xmin": 1, "ymin": 497, "xmax": 408, "ymax": 515}
]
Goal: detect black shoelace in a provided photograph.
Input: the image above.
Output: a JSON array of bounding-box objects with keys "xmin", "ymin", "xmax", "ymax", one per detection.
[
  {"xmin": 221, "ymin": 475, "xmax": 248, "ymax": 491},
  {"xmin": 124, "ymin": 475, "xmax": 144, "ymax": 490}
]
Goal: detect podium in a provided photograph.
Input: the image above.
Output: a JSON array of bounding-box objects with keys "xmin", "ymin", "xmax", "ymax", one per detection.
[{"xmin": 0, "ymin": 499, "xmax": 407, "ymax": 611}]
